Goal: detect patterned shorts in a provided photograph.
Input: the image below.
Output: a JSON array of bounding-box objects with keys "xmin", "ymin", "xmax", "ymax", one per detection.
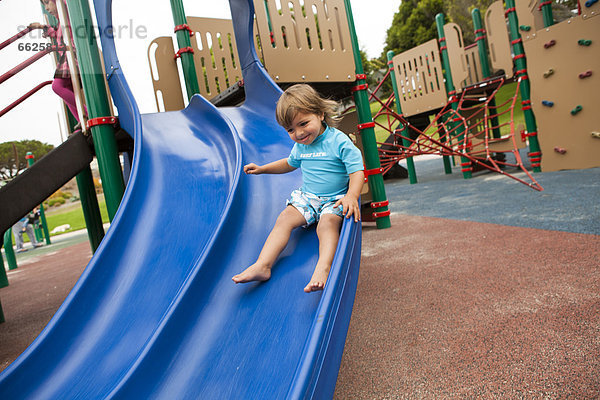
[{"xmin": 286, "ymin": 189, "xmax": 344, "ymax": 227}]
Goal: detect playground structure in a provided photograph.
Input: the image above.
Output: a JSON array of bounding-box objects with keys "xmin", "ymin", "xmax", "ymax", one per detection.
[
  {"xmin": 150, "ymin": 0, "xmax": 393, "ymax": 227},
  {"xmin": 0, "ymin": 0, "xmax": 378, "ymax": 398},
  {"xmin": 361, "ymin": 0, "xmax": 599, "ymax": 186},
  {"xmin": 148, "ymin": 0, "xmax": 357, "ymax": 111},
  {"xmin": 0, "ymin": 0, "xmax": 597, "ymax": 395},
  {"xmin": 146, "ymin": 0, "xmax": 598, "ymax": 197},
  {"xmin": 518, "ymin": 1, "xmax": 599, "ymax": 171}
]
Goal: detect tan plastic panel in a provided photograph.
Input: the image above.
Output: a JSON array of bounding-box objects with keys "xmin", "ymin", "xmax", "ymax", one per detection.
[
  {"xmin": 464, "ymin": 44, "xmax": 484, "ymax": 85},
  {"xmin": 253, "ymin": 0, "xmax": 355, "ymax": 83},
  {"xmin": 523, "ymin": 14, "xmax": 600, "ymax": 171},
  {"xmin": 515, "ymin": 0, "xmax": 545, "ymax": 37},
  {"xmin": 582, "ymin": 0, "xmax": 600, "ymax": 19},
  {"xmin": 444, "ymin": 23, "xmax": 469, "ymax": 91},
  {"xmin": 147, "ymin": 36, "xmax": 185, "ymax": 112},
  {"xmin": 187, "ymin": 17, "xmax": 243, "ymax": 99},
  {"xmin": 392, "ymin": 39, "xmax": 447, "ymax": 117},
  {"xmin": 485, "ymin": 1, "xmax": 513, "ymax": 78}
]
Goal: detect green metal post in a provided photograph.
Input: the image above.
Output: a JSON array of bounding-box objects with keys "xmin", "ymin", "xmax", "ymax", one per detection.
[
  {"xmin": 541, "ymin": 1, "xmax": 554, "ymax": 27},
  {"xmin": 170, "ymin": 0, "xmax": 200, "ymax": 100},
  {"xmin": 25, "ymin": 152, "xmax": 51, "ymax": 244},
  {"xmin": 472, "ymin": 8, "xmax": 501, "ymax": 140},
  {"xmin": 439, "ymin": 119, "xmax": 453, "ymax": 174},
  {"xmin": 3, "ymin": 230, "xmax": 17, "ymax": 270},
  {"xmin": 65, "ymin": 0, "xmax": 125, "ymax": 220},
  {"xmin": 472, "ymin": 9, "xmax": 491, "ymax": 77},
  {"xmin": 62, "ymin": 111, "xmax": 105, "ymax": 251},
  {"xmin": 76, "ymin": 166, "xmax": 105, "ymax": 252},
  {"xmin": 433, "ymin": 17, "xmax": 455, "ymax": 175},
  {"xmin": 34, "ymin": 222, "xmax": 43, "ymax": 243},
  {"xmin": 0, "ymin": 247, "xmax": 5, "ymax": 324},
  {"xmin": 50, "ymin": 0, "xmax": 103, "ymax": 247},
  {"xmin": 505, "ymin": 0, "xmax": 542, "ymax": 172},
  {"xmin": 0, "ymin": 244, "xmax": 8, "ymax": 288},
  {"xmin": 263, "ymin": 0, "xmax": 275, "ymax": 47},
  {"xmin": 387, "ymin": 51, "xmax": 417, "ymax": 184},
  {"xmin": 436, "ymin": 13, "xmax": 472, "ymax": 179},
  {"xmin": 343, "ymin": 0, "xmax": 390, "ymax": 229}
]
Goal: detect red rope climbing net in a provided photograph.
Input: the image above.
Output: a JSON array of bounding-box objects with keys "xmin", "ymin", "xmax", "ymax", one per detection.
[{"xmin": 348, "ymin": 72, "xmax": 543, "ymax": 191}]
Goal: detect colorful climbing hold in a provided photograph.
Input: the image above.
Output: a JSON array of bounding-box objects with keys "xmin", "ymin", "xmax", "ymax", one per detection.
[
  {"xmin": 544, "ymin": 40, "xmax": 556, "ymax": 49},
  {"xmin": 579, "ymin": 70, "xmax": 593, "ymax": 79},
  {"xmin": 591, "ymin": 132, "xmax": 600, "ymax": 138},
  {"xmin": 543, "ymin": 68, "xmax": 555, "ymax": 78},
  {"xmin": 554, "ymin": 147, "xmax": 567, "ymax": 154},
  {"xmin": 571, "ymin": 105, "xmax": 583, "ymax": 115},
  {"xmin": 520, "ymin": 25, "xmax": 531, "ymax": 31},
  {"xmin": 585, "ymin": 0, "xmax": 598, "ymax": 7},
  {"xmin": 542, "ymin": 100, "xmax": 554, "ymax": 107},
  {"xmin": 578, "ymin": 39, "xmax": 592, "ymax": 46}
]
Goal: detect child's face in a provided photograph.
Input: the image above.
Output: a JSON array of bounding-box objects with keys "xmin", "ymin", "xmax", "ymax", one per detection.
[
  {"xmin": 285, "ymin": 111, "xmax": 325, "ymax": 145},
  {"xmin": 42, "ymin": 0, "xmax": 58, "ymax": 18}
]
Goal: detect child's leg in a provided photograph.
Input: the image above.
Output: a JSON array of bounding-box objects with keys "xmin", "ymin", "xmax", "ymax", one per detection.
[
  {"xmin": 52, "ymin": 78, "xmax": 80, "ymax": 122},
  {"xmin": 304, "ymin": 214, "xmax": 342, "ymax": 293},
  {"xmin": 12, "ymin": 225, "xmax": 24, "ymax": 250},
  {"xmin": 25, "ymin": 224, "xmax": 39, "ymax": 247},
  {"xmin": 232, "ymin": 206, "xmax": 306, "ymax": 283}
]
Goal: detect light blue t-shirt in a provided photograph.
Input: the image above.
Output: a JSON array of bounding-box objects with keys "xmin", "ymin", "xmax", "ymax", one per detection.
[{"xmin": 287, "ymin": 125, "xmax": 364, "ymax": 197}]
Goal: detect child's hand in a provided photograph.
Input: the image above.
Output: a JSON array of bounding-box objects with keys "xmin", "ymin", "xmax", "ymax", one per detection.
[
  {"xmin": 28, "ymin": 23, "xmax": 48, "ymax": 37},
  {"xmin": 243, "ymin": 163, "xmax": 263, "ymax": 175},
  {"xmin": 334, "ymin": 195, "xmax": 361, "ymax": 222}
]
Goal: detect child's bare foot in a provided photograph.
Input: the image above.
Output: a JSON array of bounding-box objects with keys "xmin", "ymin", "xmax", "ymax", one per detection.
[
  {"xmin": 304, "ymin": 265, "xmax": 330, "ymax": 293},
  {"xmin": 232, "ymin": 263, "xmax": 271, "ymax": 284}
]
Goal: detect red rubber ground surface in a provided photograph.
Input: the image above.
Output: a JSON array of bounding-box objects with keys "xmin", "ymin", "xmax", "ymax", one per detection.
[
  {"xmin": 1, "ymin": 214, "xmax": 599, "ymax": 398},
  {"xmin": 334, "ymin": 214, "xmax": 600, "ymax": 399}
]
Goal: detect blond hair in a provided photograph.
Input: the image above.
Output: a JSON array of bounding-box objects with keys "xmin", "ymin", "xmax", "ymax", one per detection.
[{"xmin": 275, "ymin": 84, "xmax": 339, "ymax": 128}]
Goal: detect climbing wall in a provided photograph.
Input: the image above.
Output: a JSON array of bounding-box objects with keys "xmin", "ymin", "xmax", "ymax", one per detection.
[{"xmin": 523, "ymin": 11, "xmax": 600, "ymax": 171}]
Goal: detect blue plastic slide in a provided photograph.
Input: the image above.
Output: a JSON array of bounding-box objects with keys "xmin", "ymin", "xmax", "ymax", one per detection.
[{"xmin": 0, "ymin": 0, "xmax": 361, "ymax": 398}]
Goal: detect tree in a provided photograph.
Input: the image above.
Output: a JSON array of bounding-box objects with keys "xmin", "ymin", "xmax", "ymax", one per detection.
[
  {"xmin": 0, "ymin": 140, "xmax": 54, "ymax": 181},
  {"xmin": 382, "ymin": 0, "xmax": 578, "ymax": 56},
  {"xmin": 382, "ymin": 0, "xmax": 444, "ymax": 58},
  {"xmin": 553, "ymin": 0, "xmax": 579, "ymax": 22},
  {"xmin": 445, "ymin": 0, "xmax": 495, "ymax": 45}
]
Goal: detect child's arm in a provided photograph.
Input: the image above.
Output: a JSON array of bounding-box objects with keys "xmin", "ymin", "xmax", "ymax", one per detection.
[
  {"xmin": 28, "ymin": 23, "xmax": 52, "ymax": 38},
  {"xmin": 334, "ymin": 170, "xmax": 365, "ymax": 222},
  {"xmin": 244, "ymin": 158, "xmax": 296, "ymax": 175}
]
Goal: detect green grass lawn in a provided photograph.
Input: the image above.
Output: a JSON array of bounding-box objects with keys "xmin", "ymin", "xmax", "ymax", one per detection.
[
  {"xmin": 493, "ymin": 81, "xmax": 525, "ymax": 134},
  {"xmin": 43, "ymin": 200, "xmax": 109, "ymax": 236},
  {"xmin": 370, "ymin": 100, "xmax": 397, "ymax": 143},
  {"xmin": 12, "ymin": 199, "xmax": 109, "ymax": 244}
]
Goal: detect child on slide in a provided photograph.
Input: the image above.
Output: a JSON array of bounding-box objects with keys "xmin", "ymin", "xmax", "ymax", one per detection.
[{"xmin": 232, "ymin": 84, "xmax": 364, "ymax": 293}]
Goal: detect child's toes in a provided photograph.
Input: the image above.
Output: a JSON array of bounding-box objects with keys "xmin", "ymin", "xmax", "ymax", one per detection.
[{"xmin": 304, "ymin": 281, "xmax": 324, "ymax": 293}]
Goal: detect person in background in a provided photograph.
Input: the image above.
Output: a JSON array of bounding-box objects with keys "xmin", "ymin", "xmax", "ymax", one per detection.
[
  {"xmin": 12, "ymin": 208, "xmax": 43, "ymax": 253},
  {"xmin": 29, "ymin": 0, "xmax": 84, "ymax": 126}
]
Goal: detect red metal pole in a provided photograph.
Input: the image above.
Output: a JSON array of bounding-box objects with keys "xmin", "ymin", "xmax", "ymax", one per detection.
[
  {"xmin": 0, "ymin": 45, "xmax": 64, "ymax": 85},
  {"xmin": 0, "ymin": 80, "xmax": 53, "ymax": 118},
  {"xmin": 0, "ymin": 26, "xmax": 39, "ymax": 51}
]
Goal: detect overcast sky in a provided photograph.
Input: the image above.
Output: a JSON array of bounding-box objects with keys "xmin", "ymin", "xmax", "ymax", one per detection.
[{"xmin": 0, "ymin": 0, "xmax": 399, "ymax": 146}]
